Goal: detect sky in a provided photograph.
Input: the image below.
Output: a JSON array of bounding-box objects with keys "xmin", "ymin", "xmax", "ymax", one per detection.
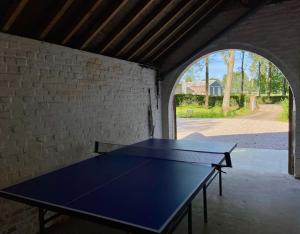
[{"xmin": 179, "ymin": 50, "xmax": 254, "ymax": 82}]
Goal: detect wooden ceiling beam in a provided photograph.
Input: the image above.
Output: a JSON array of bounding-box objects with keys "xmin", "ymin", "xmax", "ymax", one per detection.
[
  {"xmin": 2, "ymin": 0, "xmax": 29, "ymax": 31},
  {"xmin": 100, "ymin": 0, "xmax": 155, "ymax": 54},
  {"xmin": 61, "ymin": 0, "xmax": 104, "ymax": 45},
  {"xmin": 80, "ymin": 0, "xmax": 128, "ymax": 50},
  {"xmin": 151, "ymin": 1, "xmax": 223, "ymax": 62},
  {"xmin": 115, "ymin": 0, "xmax": 175, "ymax": 57},
  {"xmin": 161, "ymin": 0, "xmax": 269, "ymax": 76},
  {"xmin": 128, "ymin": 0, "xmax": 195, "ymax": 60},
  {"xmin": 144, "ymin": 0, "xmax": 217, "ymax": 61},
  {"xmin": 39, "ymin": 0, "xmax": 75, "ymax": 39}
]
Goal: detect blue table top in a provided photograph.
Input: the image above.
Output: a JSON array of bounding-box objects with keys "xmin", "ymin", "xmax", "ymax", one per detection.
[
  {"xmin": 2, "ymin": 154, "xmax": 148, "ymax": 205},
  {"xmin": 0, "ymin": 138, "xmax": 234, "ymax": 233},
  {"xmin": 68, "ymin": 158, "xmax": 213, "ymax": 232}
]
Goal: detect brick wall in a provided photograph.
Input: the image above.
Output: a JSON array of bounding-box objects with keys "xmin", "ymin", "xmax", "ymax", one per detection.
[
  {"xmin": 161, "ymin": 0, "xmax": 300, "ymax": 175},
  {"xmin": 0, "ymin": 32, "xmax": 162, "ymax": 233}
]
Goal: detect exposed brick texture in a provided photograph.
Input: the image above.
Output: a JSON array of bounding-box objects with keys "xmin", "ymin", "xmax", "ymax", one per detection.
[
  {"xmin": 0, "ymin": 32, "xmax": 162, "ymax": 233},
  {"xmin": 161, "ymin": 0, "xmax": 300, "ymax": 175}
]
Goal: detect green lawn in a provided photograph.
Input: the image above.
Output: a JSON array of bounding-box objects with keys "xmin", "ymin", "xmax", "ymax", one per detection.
[
  {"xmin": 278, "ymin": 99, "xmax": 289, "ymax": 122},
  {"xmin": 176, "ymin": 105, "xmax": 250, "ymax": 118}
]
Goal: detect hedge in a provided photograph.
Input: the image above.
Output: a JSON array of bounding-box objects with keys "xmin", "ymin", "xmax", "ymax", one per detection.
[
  {"xmin": 175, "ymin": 94, "xmax": 241, "ymax": 107},
  {"xmin": 175, "ymin": 94, "xmax": 288, "ymax": 107}
]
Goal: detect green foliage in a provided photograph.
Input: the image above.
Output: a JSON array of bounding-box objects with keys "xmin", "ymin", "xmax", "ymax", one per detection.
[
  {"xmin": 176, "ymin": 105, "xmax": 250, "ymax": 118},
  {"xmin": 271, "ymin": 67, "xmax": 287, "ymax": 94},
  {"xmin": 185, "ymin": 76, "xmax": 193, "ymax": 82},
  {"xmin": 249, "ymin": 53, "xmax": 268, "ymax": 79},
  {"xmin": 239, "ymin": 94, "xmax": 246, "ymax": 107},
  {"xmin": 223, "ymin": 71, "xmax": 251, "ymax": 95},
  {"xmin": 175, "ymin": 94, "xmax": 240, "ymax": 107},
  {"xmin": 177, "ymin": 50, "xmax": 289, "ymax": 100},
  {"xmin": 278, "ymin": 98, "xmax": 289, "ymax": 122},
  {"xmin": 248, "ymin": 53, "xmax": 288, "ymax": 95},
  {"xmin": 175, "ymin": 94, "xmax": 204, "ymax": 106},
  {"xmin": 256, "ymin": 95, "xmax": 288, "ymax": 104}
]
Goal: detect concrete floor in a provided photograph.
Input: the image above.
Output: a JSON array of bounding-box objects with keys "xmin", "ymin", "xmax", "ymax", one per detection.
[{"xmin": 48, "ymin": 148, "xmax": 300, "ymax": 234}]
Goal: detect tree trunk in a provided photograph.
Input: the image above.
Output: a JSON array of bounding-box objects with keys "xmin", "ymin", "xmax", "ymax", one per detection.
[
  {"xmin": 258, "ymin": 62, "xmax": 261, "ymax": 96},
  {"xmin": 205, "ymin": 56, "xmax": 209, "ymax": 109},
  {"xmin": 222, "ymin": 50, "xmax": 235, "ymax": 115},
  {"xmin": 268, "ymin": 61, "xmax": 272, "ymax": 98},
  {"xmin": 282, "ymin": 77, "xmax": 287, "ymax": 96},
  {"xmin": 240, "ymin": 51, "xmax": 245, "ymax": 107}
]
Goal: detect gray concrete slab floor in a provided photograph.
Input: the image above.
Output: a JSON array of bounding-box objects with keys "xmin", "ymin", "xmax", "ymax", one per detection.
[{"xmin": 48, "ymin": 148, "xmax": 300, "ymax": 234}]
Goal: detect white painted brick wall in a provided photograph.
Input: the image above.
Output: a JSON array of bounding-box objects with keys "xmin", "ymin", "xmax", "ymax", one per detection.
[{"xmin": 0, "ymin": 32, "xmax": 162, "ymax": 234}]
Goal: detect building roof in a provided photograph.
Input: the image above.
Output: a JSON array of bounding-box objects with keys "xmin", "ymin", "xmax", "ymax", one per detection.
[
  {"xmin": 185, "ymin": 79, "xmax": 222, "ymax": 86},
  {"xmin": 187, "ymin": 86, "xmax": 205, "ymax": 94}
]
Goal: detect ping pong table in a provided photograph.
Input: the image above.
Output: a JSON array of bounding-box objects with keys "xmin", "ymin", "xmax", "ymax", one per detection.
[{"xmin": 0, "ymin": 138, "xmax": 236, "ymax": 234}]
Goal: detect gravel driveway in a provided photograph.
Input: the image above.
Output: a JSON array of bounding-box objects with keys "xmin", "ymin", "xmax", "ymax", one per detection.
[{"xmin": 177, "ymin": 104, "xmax": 288, "ymax": 150}]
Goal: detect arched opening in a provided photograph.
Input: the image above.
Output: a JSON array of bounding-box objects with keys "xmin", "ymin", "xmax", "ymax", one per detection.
[
  {"xmin": 165, "ymin": 48, "xmax": 296, "ymax": 175},
  {"xmin": 160, "ymin": 48, "xmax": 300, "ymax": 233}
]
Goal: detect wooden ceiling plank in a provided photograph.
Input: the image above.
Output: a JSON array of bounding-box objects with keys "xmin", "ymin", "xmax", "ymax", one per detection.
[
  {"xmin": 143, "ymin": 0, "xmax": 213, "ymax": 60},
  {"xmin": 115, "ymin": 0, "xmax": 175, "ymax": 57},
  {"xmin": 100, "ymin": 0, "xmax": 156, "ymax": 54},
  {"xmin": 128, "ymin": 0, "xmax": 195, "ymax": 60},
  {"xmin": 162, "ymin": 1, "xmax": 268, "ymax": 76},
  {"xmin": 62, "ymin": 0, "xmax": 105, "ymax": 45},
  {"xmin": 80, "ymin": 0, "xmax": 128, "ymax": 50},
  {"xmin": 2, "ymin": 0, "xmax": 30, "ymax": 31},
  {"xmin": 151, "ymin": 0, "xmax": 223, "ymax": 62},
  {"xmin": 40, "ymin": 0, "xmax": 75, "ymax": 39}
]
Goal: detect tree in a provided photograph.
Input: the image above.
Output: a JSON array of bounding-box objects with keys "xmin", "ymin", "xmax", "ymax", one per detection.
[
  {"xmin": 249, "ymin": 53, "xmax": 268, "ymax": 95},
  {"xmin": 282, "ymin": 76, "xmax": 287, "ymax": 96},
  {"xmin": 248, "ymin": 52, "xmax": 289, "ymax": 96},
  {"xmin": 258, "ymin": 61, "xmax": 261, "ymax": 96},
  {"xmin": 240, "ymin": 51, "xmax": 245, "ymax": 106},
  {"xmin": 205, "ymin": 55, "xmax": 209, "ymax": 109},
  {"xmin": 269, "ymin": 64, "xmax": 287, "ymax": 95},
  {"xmin": 267, "ymin": 61, "xmax": 272, "ymax": 98},
  {"xmin": 185, "ymin": 76, "xmax": 193, "ymax": 82},
  {"xmin": 222, "ymin": 49, "xmax": 235, "ymax": 115},
  {"xmin": 223, "ymin": 71, "xmax": 249, "ymax": 95}
]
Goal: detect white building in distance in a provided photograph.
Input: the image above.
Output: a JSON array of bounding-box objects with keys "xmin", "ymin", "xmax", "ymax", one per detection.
[{"xmin": 175, "ymin": 79, "xmax": 223, "ymax": 96}]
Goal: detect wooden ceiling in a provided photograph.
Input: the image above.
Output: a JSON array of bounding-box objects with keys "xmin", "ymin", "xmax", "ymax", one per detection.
[{"xmin": 0, "ymin": 0, "xmax": 286, "ymax": 75}]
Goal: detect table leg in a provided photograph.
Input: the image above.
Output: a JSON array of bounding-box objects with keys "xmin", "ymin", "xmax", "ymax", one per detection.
[
  {"xmin": 188, "ymin": 204, "xmax": 192, "ymax": 234},
  {"xmin": 39, "ymin": 208, "xmax": 45, "ymax": 234},
  {"xmin": 219, "ymin": 170, "xmax": 223, "ymax": 196},
  {"xmin": 203, "ymin": 185, "xmax": 207, "ymax": 223}
]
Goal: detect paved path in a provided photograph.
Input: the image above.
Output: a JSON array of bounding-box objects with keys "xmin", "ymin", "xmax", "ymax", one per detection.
[
  {"xmin": 239, "ymin": 104, "xmax": 284, "ymax": 120},
  {"xmin": 177, "ymin": 104, "xmax": 288, "ymax": 149}
]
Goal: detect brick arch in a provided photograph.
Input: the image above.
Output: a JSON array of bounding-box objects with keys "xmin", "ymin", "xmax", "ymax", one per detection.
[{"xmin": 161, "ymin": 44, "xmax": 297, "ymax": 174}]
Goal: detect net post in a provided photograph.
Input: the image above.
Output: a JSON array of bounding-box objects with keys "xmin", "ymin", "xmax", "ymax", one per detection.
[{"xmin": 224, "ymin": 152, "xmax": 232, "ymax": 167}]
